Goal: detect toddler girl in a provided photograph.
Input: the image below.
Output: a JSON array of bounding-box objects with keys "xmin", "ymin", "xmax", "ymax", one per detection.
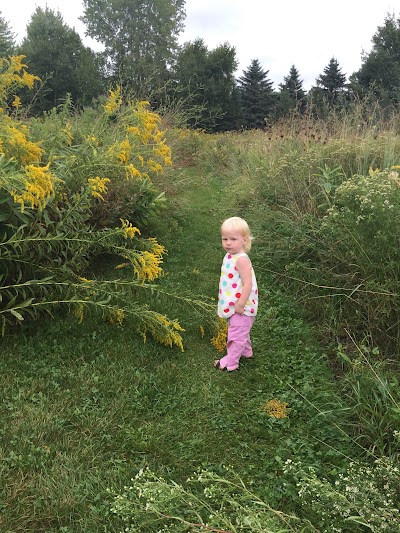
[{"xmin": 214, "ymin": 216, "xmax": 258, "ymax": 371}]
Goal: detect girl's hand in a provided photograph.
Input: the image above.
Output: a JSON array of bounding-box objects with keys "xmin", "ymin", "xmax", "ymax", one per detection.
[{"xmin": 235, "ymin": 302, "xmax": 245, "ymax": 314}]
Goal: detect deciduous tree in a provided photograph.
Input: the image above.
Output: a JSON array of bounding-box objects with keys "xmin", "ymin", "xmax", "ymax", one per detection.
[
  {"xmin": 173, "ymin": 39, "xmax": 240, "ymax": 131},
  {"xmin": 81, "ymin": 0, "xmax": 185, "ymax": 97},
  {"xmin": 351, "ymin": 13, "xmax": 400, "ymax": 105},
  {"xmin": 20, "ymin": 7, "xmax": 103, "ymax": 112}
]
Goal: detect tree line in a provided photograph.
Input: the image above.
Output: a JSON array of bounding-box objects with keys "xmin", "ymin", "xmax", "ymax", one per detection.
[{"xmin": 1, "ymin": 1, "xmax": 400, "ymax": 131}]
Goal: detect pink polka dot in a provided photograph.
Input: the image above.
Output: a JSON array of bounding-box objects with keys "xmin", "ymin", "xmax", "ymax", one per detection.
[
  {"xmin": 228, "ymin": 273, "xmax": 233, "ymax": 278},
  {"xmin": 229, "ymin": 302, "xmax": 235, "ymax": 306},
  {"xmin": 252, "ymin": 299, "xmax": 256, "ymax": 304},
  {"xmin": 220, "ymin": 289, "xmax": 222, "ymax": 294},
  {"xmin": 255, "ymin": 289, "xmax": 258, "ymax": 294},
  {"xmin": 234, "ymin": 266, "xmax": 238, "ymax": 270},
  {"xmin": 232, "ymin": 283, "xmax": 237, "ymax": 288},
  {"xmin": 235, "ymin": 292, "xmax": 241, "ymax": 298},
  {"xmin": 224, "ymin": 308, "xmax": 229, "ymax": 314},
  {"xmin": 227, "ymin": 254, "xmax": 232, "ymax": 259},
  {"xmin": 250, "ymin": 309, "xmax": 254, "ymax": 313}
]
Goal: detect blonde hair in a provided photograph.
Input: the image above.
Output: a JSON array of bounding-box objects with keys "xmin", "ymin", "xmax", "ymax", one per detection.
[{"xmin": 221, "ymin": 216, "xmax": 253, "ymax": 252}]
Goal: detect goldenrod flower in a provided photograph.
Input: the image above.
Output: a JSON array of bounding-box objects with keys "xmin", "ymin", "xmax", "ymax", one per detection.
[
  {"xmin": 117, "ymin": 139, "xmax": 131, "ymax": 164},
  {"xmin": 119, "ymin": 218, "xmax": 141, "ymax": 239},
  {"xmin": 127, "ymin": 164, "xmax": 142, "ymax": 180},
  {"xmin": 147, "ymin": 159, "xmax": 163, "ymax": 174},
  {"xmin": 12, "ymin": 163, "xmax": 56, "ymax": 211},
  {"xmin": 12, "ymin": 95, "xmax": 22, "ymax": 109},
  {"xmin": 211, "ymin": 318, "xmax": 228, "ymax": 353},
  {"xmin": 133, "ymin": 251, "xmax": 163, "ymax": 281},
  {"xmin": 104, "ymin": 85, "xmax": 122, "ymax": 115},
  {"xmin": 147, "ymin": 237, "xmax": 166, "ymax": 257},
  {"xmin": 264, "ymin": 399, "xmax": 289, "ymax": 419},
  {"xmin": 127, "ymin": 126, "xmax": 140, "ymax": 136},
  {"xmin": 63, "ymin": 123, "xmax": 73, "ymax": 146},
  {"xmin": 88, "ymin": 177, "xmax": 110, "ymax": 201}
]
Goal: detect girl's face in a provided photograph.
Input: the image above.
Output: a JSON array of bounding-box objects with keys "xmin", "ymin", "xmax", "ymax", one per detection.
[{"xmin": 221, "ymin": 229, "xmax": 247, "ymax": 254}]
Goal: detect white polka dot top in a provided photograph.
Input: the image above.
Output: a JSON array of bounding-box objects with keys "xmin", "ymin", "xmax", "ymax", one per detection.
[{"xmin": 218, "ymin": 252, "xmax": 258, "ymax": 318}]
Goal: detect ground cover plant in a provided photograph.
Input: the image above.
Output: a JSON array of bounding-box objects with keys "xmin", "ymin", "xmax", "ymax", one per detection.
[{"xmin": 1, "ymin": 64, "xmax": 400, "ymax": 531}]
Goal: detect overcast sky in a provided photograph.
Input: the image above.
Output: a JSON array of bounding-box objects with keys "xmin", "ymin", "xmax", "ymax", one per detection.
[{"xmin": 1, "ymin": 0, "xmax": 398, "ymax": 89}]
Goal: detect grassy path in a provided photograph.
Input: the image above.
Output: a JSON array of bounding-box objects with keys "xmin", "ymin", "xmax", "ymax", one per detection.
[{"xmin": 0, "ymin": 167, "xmax": 354, "ymax": 531}]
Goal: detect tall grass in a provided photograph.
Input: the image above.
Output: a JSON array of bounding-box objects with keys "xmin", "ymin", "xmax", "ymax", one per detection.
[{"xmin": 193, "ymin": 102, "xmax": 400, "ymax": 357}]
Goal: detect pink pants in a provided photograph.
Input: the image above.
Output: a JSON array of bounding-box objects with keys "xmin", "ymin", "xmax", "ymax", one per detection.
[{"xmin": 218, "ymin": 313, "xmax": 255, "ymax": 371}]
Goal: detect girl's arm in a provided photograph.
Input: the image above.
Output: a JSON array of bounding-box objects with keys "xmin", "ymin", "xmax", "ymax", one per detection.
[{"xmin": 235, "ymin": 256, "xmax": 252, "ymax": 314}]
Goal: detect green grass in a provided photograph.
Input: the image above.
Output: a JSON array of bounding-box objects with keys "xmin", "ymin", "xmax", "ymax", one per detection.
[{"xmin": 0, "ymin": 165, "xmax": 358, "ymax": 531}]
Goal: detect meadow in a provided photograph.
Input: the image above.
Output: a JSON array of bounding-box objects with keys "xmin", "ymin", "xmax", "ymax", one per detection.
[{"xmin": 1, "ymin": 58, "xmax": 400, "ymax": 531}]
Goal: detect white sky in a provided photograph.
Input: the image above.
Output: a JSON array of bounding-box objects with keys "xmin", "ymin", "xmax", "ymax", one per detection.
[{"xmin": 1, "ymin": 0, "xmax": 398, "ymax": 89}]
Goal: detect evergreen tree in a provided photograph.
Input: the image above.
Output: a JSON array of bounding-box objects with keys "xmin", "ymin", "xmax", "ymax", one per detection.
[
  {"xmin": 314, "ymin": 57, "xmax": 347, "ymax": 105},
  {"xmin": 20, "ymin": 7, "xmax": 103, "ymax": 112},
  {"xmin": 278, "ymin": 65, "xmax": 307, "ymax": 115},
  {"xmin": 351, "ymin": 13, "xmax": 400, "ymax": 105},
  {"xmin": 81, "ymin": 0, "xmax": 185, "ymax": 97},
  {"xmin": 238, "ymin": 59, "xmax": 275, "ymax": 129},
  {"xmin": 0, "ymin": 11, "xmax": 16, "ymax": 57}
]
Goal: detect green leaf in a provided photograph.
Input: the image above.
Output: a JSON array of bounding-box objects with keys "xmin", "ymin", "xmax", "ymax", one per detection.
[{"xmin": 10, "ymin": 309, "xmax": 24, "ymax": 321}]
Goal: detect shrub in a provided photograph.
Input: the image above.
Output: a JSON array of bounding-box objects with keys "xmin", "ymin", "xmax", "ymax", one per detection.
[{"xmin": 0, "ymin": 56, "xmax": 211, "ymax": 348}]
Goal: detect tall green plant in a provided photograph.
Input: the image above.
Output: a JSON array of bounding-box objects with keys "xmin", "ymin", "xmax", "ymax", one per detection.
[{"xmin": 0, "ymin": 56, "xmax": 212, "ymax": 348}]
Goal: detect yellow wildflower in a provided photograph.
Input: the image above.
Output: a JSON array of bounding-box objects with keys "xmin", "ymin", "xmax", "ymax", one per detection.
[
  {"xmin": 133, "ymin": 251, "xmax": 163, "ymax": 281},
  {"xmin": 264, "ymin": 399, "xmax": 289, "ymax": 419},
  {"xmin": 12, "ymin": 95, "xmax": 22, "ymax": 109},
  {"xmin": 21, "ymin": 70, "xmax": 40, "ymax": 89},
  {"xmin": 127, "ymin": 126, "xmax": 140, "ymax": 136},
  {"xmin": 12, "ymin": 163, "xmax": 56, "ymax": 211},
  {"xmin": 126, "ymin": 164, "xmax": 142, "ymax": 180},
  {"xmin": 87, "ymin": 177, "xmax": 110, "ymax": 201},
  {"xmin": 117, "ymin": 139, "xmax": 131, "ymax": 164},
  {"xmin": 211, "ymin": 318, "xmax": 228, "ymax": 353},
  {"xmin": 147, "ymin": 237, "xmax": 166, "ymax": 257},
  {"xmin": 86, "ymin": 135, "xmax": 98, "ymax": 144},
  {"xmin": 104, "ymin": 85, "xmax": 122, "ymax": 115},
  {"xmin": 5, "ymin": 122, "xmax": 43, "ymax": 164},
  {"xmin": 63, "ymin": 123, "xmax": 73, "ymax": 146},
  {"xmin": 108, "ymin": 309, "xmax": 124, "ymax": 326},
  {"xmin": 147, "ymin": 159, "xmax": 163, "ymax": 174},
  {"xmin": 119, "ymin": 218, "xmax": 141, "ymax": 239}
]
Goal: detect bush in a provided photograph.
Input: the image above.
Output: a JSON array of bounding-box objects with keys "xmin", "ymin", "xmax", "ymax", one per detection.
[{"xmin": 0, "ymin": 56, "xmax": 202, "ymax": 348}]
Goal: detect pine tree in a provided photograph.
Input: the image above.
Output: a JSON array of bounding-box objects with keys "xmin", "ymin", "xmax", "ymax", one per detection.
[
  {"xmin": 314, "ymin": 57, "xmax": 347, "ymax": 105},
  {"xmin": 0, "ymin": 11, "xmax": 16, "ymax": 57},
  {"xmin": 278, "ymin": 65, "xmax": 307, "ymax": 114},
  {"xmin": 238, "ymin": 59, "xmax": 275, "ymax": 129}
]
